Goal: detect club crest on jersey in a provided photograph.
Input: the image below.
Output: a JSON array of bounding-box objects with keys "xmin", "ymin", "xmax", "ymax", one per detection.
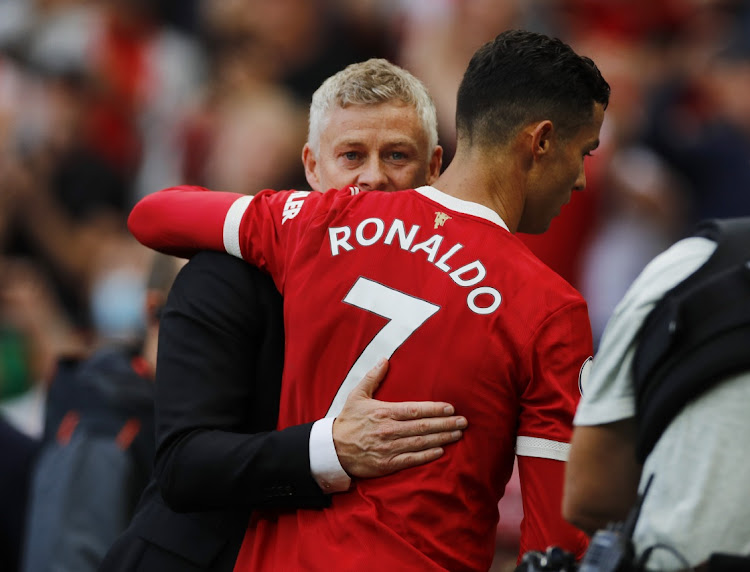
[
  {"xmin": 281, "ymin": 191, "xmax": 310, "ymax": 224},
  {"xmin": 578, "ymin": 356, "xmax": 593, "ymax": 395},
  {"xmin": 434, "ymin": 212, "xmax": 451, "ymax": 229}
]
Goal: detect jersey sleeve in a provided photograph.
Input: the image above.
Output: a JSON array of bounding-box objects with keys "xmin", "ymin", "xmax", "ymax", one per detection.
[
  {"xmin": 517, "ymin": 455, "xmax": 589, "ymax": 560},
  {"xmin": 128, "ymin": 185, "xmax": 326, "ymax": 292},
  {"xmin": 128, "ymin": 185, "xmax": 244, "ymax": 258},
  {"xmin": 516, "ymin": 298, "xmax": 593, "ymax": 457},
  {"xmin": 515, "ymin": 298, "xmax": 593, "ymax": 559}
]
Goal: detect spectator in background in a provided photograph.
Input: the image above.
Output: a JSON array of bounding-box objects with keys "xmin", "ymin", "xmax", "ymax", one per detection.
[
  {"xmin": 571, "ymin": 1, "xmax": 750, "ymax": 346},
  {"xmin": 395, "ymin": 0, "xmax": 523, "ymax": 163},
  {"xmin": 579, "ymin": 146, "xmax": 688, "ymax": 344},
  {"xmin": 20, "ymin": 0, "xmax": 205, "ymax": 201},
  {"xmin": 178, "ymin": 38, "xmax": 309, "ymax": 193},
  {"xmin": 642, "ymin": 6, "xmax": 750, "ymax": 226},
  {"xmin": 200, "ymin": 85, "xmax": 307, "ymax": 194},
  {"xmin": 1, "ymin": 70, "xmax": 135, "ymax": 332},
  {"xmin": 20, "ymin": 251, "xmax": 181, "ymax": 572},
  {"xmin": 0, "ymin": 258, "xmax": 85, "ymax": 436},
  {"xmin": 197, "ymin": 0, "xmax": 386, "ymax": 104},
  {"xmin": 0, "ymin": 0, "xmax": 202, "ymax": 336}
]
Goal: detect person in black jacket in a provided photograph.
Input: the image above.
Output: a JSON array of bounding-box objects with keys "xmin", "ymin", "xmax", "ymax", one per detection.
[{"xmin": 100, "ymin": 59, "xmax": 466, "ymax": 571}]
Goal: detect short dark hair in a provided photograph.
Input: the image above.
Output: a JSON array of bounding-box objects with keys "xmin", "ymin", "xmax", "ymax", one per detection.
[{"xmin": 456, "ymin": 29, "xmax": 610, "ymax": 145}]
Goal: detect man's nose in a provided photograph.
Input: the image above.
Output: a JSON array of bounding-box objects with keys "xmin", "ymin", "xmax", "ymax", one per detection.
[
  {"xmin": 573, "ymin": 168, "xmax": 586, "ymax": 192},
  {"xmin": 356, "ymin": 159, "xmax": 390, "ymax": 192}
]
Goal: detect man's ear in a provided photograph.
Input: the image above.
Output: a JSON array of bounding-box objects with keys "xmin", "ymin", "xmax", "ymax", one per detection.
[
  {"xmin": 529, "ymin": 120, "xmax": 554, "ymax": 159},
  {"xmin": 426, "ymin": 145, "xmax": 444, "ymax": 185},
  {"xmin": 302, "ymin": 144, "xmax": 321, "ymax": 192}
]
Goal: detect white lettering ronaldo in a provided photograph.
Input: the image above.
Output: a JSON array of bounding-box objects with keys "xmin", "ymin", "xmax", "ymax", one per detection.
[{"xmin": 329, "ymin": 217, "xmax": 502, "ymax": 315}]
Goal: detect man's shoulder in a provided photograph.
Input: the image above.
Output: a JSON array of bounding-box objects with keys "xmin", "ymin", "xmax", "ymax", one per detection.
[
  {"xmin": 169, "ymin": 251, "xmax": 281, "ymax": 317},
  {"xmin": 188, "ymin": 250, "xmax": 255, "ymax": 270},
  {"xmin": 181, "ymin": 251, "xmax": 274, "ymax": 287}
]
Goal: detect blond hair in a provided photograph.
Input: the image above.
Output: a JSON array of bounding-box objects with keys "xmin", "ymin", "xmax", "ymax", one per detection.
[{"xmin": 307, "ymin": 58, "xmax": 439, "ymax": 155}]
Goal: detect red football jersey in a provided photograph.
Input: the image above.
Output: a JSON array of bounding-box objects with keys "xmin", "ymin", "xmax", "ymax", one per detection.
[{"xmin": 129, "ymin": 185, "xmax": 592, "ymax": 570}]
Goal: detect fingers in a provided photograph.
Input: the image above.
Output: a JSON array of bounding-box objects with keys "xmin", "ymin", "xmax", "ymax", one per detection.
[
  {"xmin": 352, "ymin": 360, "xmax": 459, "ymax": 423},
  {"xmin": 392, "ymin": 429, "xmax": 464, "ymax": 453},
  {"xmin": 382, "ymin": 415, "xmax": 467, "ymax": 441},
  {"xmin": 335, "ymin": 426, "xmax": 465, "ymax": 478},
  {"xmin": 383, "ymin": 400, "xmax": 461, "ymax": 420},
  {"xmin": 388, "ymin": 448, "xmax": 460, "ymax": 471},
  {"xmin": 378, "ymin": 429, "xmax": 465, "ymax": 473},
  {"xmin": 353, "ymin": 357, "xmax": 389, "ymax": 399},
  {"xmin": 334, "ymin": 358, "xmax": 469, "ymax": 478},
  {"xmin": 388, "ymin": 448, "xmax": 447, "ymax": 471}
]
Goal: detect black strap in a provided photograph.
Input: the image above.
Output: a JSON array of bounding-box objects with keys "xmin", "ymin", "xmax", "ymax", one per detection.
[{"xmin": 632, "ymin": 218, "xmax": 750, "ymax": 462}]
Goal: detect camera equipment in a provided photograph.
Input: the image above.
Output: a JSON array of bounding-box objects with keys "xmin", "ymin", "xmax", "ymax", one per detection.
[
  {"xmin": 578, "ymin": 474, "xmax": 653, "ymax": 572},
  {"xmin": 517, "ymin": 545, "xmax": 578, "ymax": 572},
  {"xmin": 516, "ymin": 475, "xmax": 654, "ymax": 572}
]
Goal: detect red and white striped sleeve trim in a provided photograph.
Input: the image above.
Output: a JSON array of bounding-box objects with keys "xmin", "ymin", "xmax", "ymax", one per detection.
[{"xmin": 515, "ymin": 436, "xmax": 570, "ymax": 461}]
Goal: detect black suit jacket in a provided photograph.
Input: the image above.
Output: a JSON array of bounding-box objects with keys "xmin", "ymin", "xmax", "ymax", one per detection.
[
  {"xmin": 100, "ymin": 251, "xmax": 329, "ymax": 571},
  {"xmin": 0, "ymin": 416, "xmax": 39, "ymax": 572}
]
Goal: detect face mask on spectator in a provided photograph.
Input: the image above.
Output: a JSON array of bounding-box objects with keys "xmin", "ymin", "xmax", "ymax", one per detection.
[{"xmin": 89, "ymin": 268, "xmax": 145, "ymax": 342}]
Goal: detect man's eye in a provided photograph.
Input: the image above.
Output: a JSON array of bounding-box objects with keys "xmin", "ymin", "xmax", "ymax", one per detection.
[
  {"xmin": 390, "ymin": 152, "xmax": 407, "ymax": 161},
  {"xmin": 343, "ymin": 152, "xmax": 359, "ymax": 161}
]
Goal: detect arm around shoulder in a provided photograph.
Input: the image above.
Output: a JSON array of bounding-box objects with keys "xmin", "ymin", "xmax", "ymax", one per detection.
[
  {"xmin": 128, "ymin": 186, "xmax": 244, "ymax": 257},
  {"xmin": 152, "ymin": 251, "xmax": 329, "ymax": 511}
]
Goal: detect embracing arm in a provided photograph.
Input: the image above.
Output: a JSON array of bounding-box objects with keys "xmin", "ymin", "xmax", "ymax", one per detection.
[
  {"xmin": 153, "ymin": 250, "xmax": 322, "ymax": 511},
  {"xmin": 154, "ymin": 251, "xmax": 466, "ymax": 512},
  {"xmin": 128, "ymin": 186, "xmax": 242, "ymax": 258}
]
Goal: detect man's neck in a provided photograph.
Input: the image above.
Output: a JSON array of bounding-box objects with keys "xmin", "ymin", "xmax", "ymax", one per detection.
[{"xmin": 431, "ymin": 147, "xmax": 523, "ymax": 233}]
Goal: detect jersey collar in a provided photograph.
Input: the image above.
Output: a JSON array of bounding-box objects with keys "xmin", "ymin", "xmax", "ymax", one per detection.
[{"xmin": 415, "ymin": 186, "xmax": 510, "ymax": 231}]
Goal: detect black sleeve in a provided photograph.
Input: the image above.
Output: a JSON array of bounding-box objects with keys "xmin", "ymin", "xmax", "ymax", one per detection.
[{"xmin": 152, "ymin": 251, "xmax": 329, "ymax": 512}]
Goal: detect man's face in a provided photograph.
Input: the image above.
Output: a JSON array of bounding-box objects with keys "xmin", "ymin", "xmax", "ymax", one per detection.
[
  {"xmin": 519, "ymin": 102, "xmax": 605, "ymax": 234},
  {"xmin": 302, "ymin": 101, "xmax": 442, "ymax": 193}
]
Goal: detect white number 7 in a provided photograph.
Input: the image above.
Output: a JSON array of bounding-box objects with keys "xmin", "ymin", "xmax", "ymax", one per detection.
[{"xmin": 326, "ymin": 277, "xmax": 440, "ymax": 417}]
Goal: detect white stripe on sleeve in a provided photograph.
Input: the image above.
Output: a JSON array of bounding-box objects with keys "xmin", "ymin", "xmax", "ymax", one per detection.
[
  {"xmin": 515, "ymin": 436, "xmax": 570, "ymax": 461},
  {"xmin": 223, "ymin": 195, "xmax": 253, "ymax": 258}
]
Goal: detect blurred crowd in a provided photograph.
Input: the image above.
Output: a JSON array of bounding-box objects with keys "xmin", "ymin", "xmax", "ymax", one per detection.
[{"xmin": 2, "ymin": 0, "xmax": 750, "ymax": 569}]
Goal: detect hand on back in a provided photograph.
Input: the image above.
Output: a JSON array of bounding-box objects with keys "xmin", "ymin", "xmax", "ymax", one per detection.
[{"xmin": 333, "ymin": 358, "xmax": 467, "ymax": 478}]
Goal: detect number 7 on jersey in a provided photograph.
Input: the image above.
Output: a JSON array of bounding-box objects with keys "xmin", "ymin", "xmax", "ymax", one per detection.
[{"xmin": 325, "ymin": 277, "xmax": 440, "ymax": 417}]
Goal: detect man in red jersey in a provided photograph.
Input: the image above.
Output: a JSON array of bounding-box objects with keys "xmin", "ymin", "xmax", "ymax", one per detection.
[{"xmin": 129, "ymin": 30, "xmax": 608, "ymax": 571}]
